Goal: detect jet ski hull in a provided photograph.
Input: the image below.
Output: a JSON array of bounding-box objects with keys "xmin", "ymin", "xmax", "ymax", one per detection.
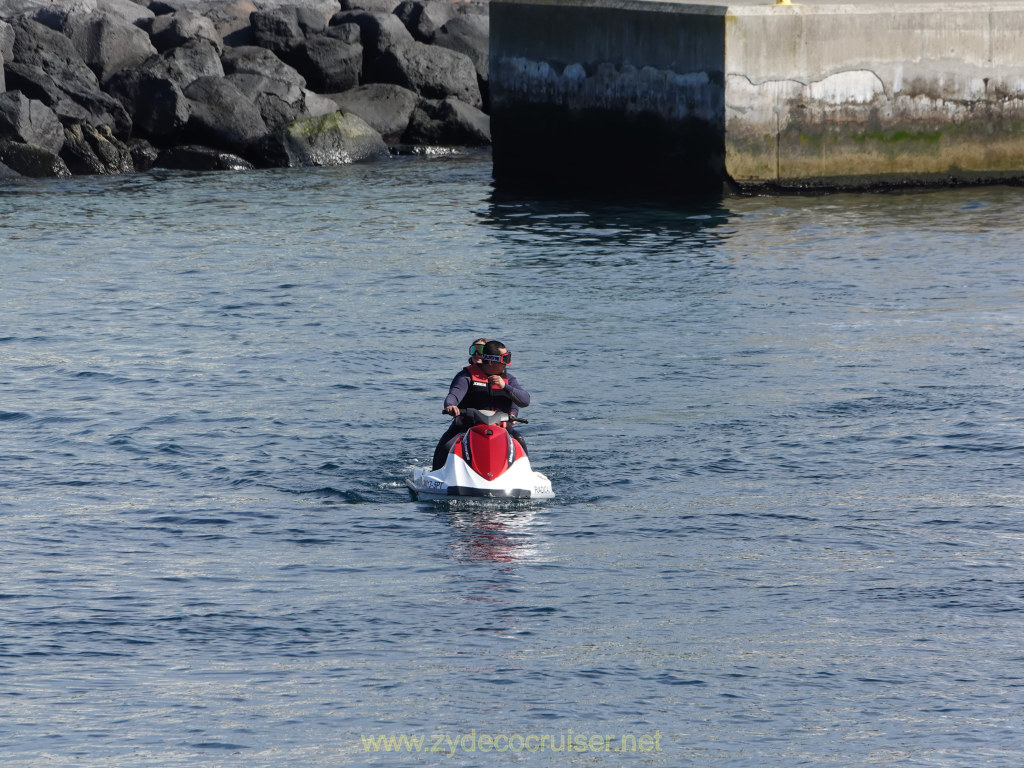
[
  {"xmin": 406, "ymin": 456, "xmax": 554, "ymax": 501},
  {"xmin": 408, "ymin": 409, "xmax": 554, "ymax": 501}
]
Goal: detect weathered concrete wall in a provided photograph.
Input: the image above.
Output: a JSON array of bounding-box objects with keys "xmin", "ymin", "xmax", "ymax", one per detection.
[
  {"xmin": 728, "ymin": 2, "xmax": 1024, "ymax": 188},
  {"xmin": 491, "ymin": 0, "xmax": 1024, "ymax": 193}
]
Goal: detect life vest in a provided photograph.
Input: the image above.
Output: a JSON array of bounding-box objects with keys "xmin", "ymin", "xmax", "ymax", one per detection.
[{"xmin": 459, "ymin": 364, "xmax": 513, "ymax": 412}]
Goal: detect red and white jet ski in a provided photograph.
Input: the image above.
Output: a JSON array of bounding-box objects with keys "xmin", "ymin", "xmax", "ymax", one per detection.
[{"xmin": 407, "ymin": 409, "xmax": 554, "ymax": 501}]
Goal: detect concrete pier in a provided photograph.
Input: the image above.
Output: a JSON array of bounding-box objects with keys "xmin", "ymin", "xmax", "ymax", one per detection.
[{"xmin": 490, "ymin": 0, "xmax": 1024, "ymax": 193}]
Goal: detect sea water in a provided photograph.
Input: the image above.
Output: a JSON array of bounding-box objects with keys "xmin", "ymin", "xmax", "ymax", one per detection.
[{"xmin": 1, "ymin": 153, "xmax": 1023, "ymax": 767}]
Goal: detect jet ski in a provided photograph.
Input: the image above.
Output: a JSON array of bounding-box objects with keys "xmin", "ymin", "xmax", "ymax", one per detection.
[{"xmin": 407, "ymin": 408, "xmax": 554, "ymax": 501}]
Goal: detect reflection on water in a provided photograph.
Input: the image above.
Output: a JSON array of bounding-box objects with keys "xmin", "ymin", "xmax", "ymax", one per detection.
[
  {"xmin": 481, "ymin": 194, "xmax": 736, "ymax": 262},
  {"xmin": 431, "ymin": 503, "xmax": 543, "ymax": 565}
]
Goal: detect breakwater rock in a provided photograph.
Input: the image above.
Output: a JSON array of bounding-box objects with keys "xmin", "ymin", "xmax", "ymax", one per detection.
[{"xmin": 0, "ymin": 0, "xmax": 490, "ymax": 178}]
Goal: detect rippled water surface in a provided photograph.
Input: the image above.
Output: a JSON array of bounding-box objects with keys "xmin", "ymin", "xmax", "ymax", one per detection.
[{"xmin": 2, "ymin": 155, "xmax": 1024, "ymax": 767}]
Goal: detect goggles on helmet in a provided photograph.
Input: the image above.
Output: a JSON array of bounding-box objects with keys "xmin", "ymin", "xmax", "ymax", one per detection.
[
  {"xmin": 481, "ymin": 352, "xmax": 512, "ymax": 365},
  {"xmin": 469, "ymin": 343, "xmax": 486, "ymax": 356}
]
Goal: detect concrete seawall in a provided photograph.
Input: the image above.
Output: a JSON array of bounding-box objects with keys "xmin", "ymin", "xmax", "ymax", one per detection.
[{"xmin": 490, "ymin": 0, "xmax": 1024, "ymax": 193}]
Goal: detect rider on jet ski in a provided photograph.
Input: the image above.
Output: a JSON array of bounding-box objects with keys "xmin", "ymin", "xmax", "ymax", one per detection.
[{"xmin": 432, "ymin": 339, "xmax": 530, "ymax": 470}]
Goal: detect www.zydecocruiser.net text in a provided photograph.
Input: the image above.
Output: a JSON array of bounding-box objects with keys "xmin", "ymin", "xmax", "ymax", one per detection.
[{"xmin": 361, "ymin": 729, "xmax": 663, "ymax": 756}]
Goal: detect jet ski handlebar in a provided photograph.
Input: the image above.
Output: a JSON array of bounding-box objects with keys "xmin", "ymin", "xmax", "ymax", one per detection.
[{"xmin": 447, "ymin": 407, "xmax": 529, "ymax": 425}]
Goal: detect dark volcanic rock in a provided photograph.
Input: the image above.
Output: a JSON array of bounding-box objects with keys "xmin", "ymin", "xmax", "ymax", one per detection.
[
  {"xmin": 149, "ymin": 1, "xmax": 184, "ymax": 12},
  {"xmin": 368, "ymin": 40, "xmax": 480, "ymax": 107},
  {"xmin": 432, "ymin": 13, "xmax": 488, "ymax": 83},
  {"xmin": 62, "ymin": 10, "xmax": 158, "ymax": 83},
  {"xmin": 199, "ymin": 0, "xmax": 261, "ymax": 47},
  {"xmin": 403, "ymin": 96, "xmax": 489, "ymax": 146},
  {"xmin": 128, "ymin": 137, "xmax": 159, "ymax": 171},
  {"xmin": 65, "ymin": 83, "xmax": 132, "ymax": 138},
  {"xmin": 60, "ymin": 120, "xmax": 134, "ymax": 174},
  {"xmin": 253, "ymin": 111, "xmax": 387, "ymax": 167},
  {"xmin": 323, "ymin": 21, "xmax": 360, "ymax": 44},
  {"xmin": 29, "ymin": 0, "xmax": 154, "ymax": 31},
  {"xmin": 329, "ymin": 11, "xmax": 411, "ymax": 59},
  {"xmin": 250, "ymin": 6, "xmax": 305, "ymax": 55},
  {"xmin": 327, "ymin": 82, "xmax": 417, "ymax": 144},
  {"xmin": 0, "ymin": 91, "xmax": 65, "ymax": 154},
  {"xmin": 222, "ymin": 45, "xmax": 306, "ymax": 87},
  {"xmin": 9, "ymin": 16, "xmax": 132, "ymax": 136},
  {"xmin": 150, "ymin": 9, "xmax": 222, "ymax": 53},
  {"xmin": 1, "ymin": 19, "xmax": 14, "ymax": 66},
  {"xmin": 138, "ymin": 0, "xmax": 263, "ymax": 46},
  {"xmin": 227, "ymin": 72, "xmax": 336, "ymax": 131},
  {"xmin": 183, "ymin": 75, "xmax": 267, "ymax": 153},
  {"xmin": 338, "ymin": 0, "xmax": 399, "ymax": 12},
  {"xmin": 141, "ymin": 38, "xmax": 225, "ymax": 91},
  {"xmin": 222, "ymin": 45, "xmax": 336, "ymax": 131},
  {"xmin": 4, "ymin": 61, "xmax": 81, "ymax": 111},
  {"xmin": 294, "ymin": 5, "xmax": 332, "ymax": 35},
  {"xmin": 104, "ymin": 69, "xmax": 191, "ymax": 144},
  {"xmin": 286, "ymin": 35, "xmax": 362, "ymax": 93},
  {"xmin": 0, "ymin": 139, "xmax": 71, "ymax": 178},
  {"xmin": 227, "ymin": 71, "xmax": 302, "ymax": 130},
  {"xmin": 2, "ymin": 0, "xmax": 492, "ymax": 175},
  {"xmin": 393, "ymin": 0, "xmax": 442, "ymax": 43},
  {"xmin": 154, "ymin": 143, "xmax": 254, "ymax": 171},
  {"xmin": 5, "ymin": 60, "xmax": 132, "ymax": 138},
  {"xmin": 11, "ymin": 15, "xmax": 97, "ymax": 86}
]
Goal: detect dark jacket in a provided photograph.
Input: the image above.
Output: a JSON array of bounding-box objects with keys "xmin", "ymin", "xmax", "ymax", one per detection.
[{"xmin": 443, "ymin": 364, "xmax": 530, "ymax": 417}]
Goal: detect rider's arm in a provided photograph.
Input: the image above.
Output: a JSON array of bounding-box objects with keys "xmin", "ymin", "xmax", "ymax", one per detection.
[
  {"xmin": 443, "ymin": 370, "xmax": 470, "ymax": 409},
  {"xmin": 503, "ymin": 373, "xmax": 530, "ymax": 410}
]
